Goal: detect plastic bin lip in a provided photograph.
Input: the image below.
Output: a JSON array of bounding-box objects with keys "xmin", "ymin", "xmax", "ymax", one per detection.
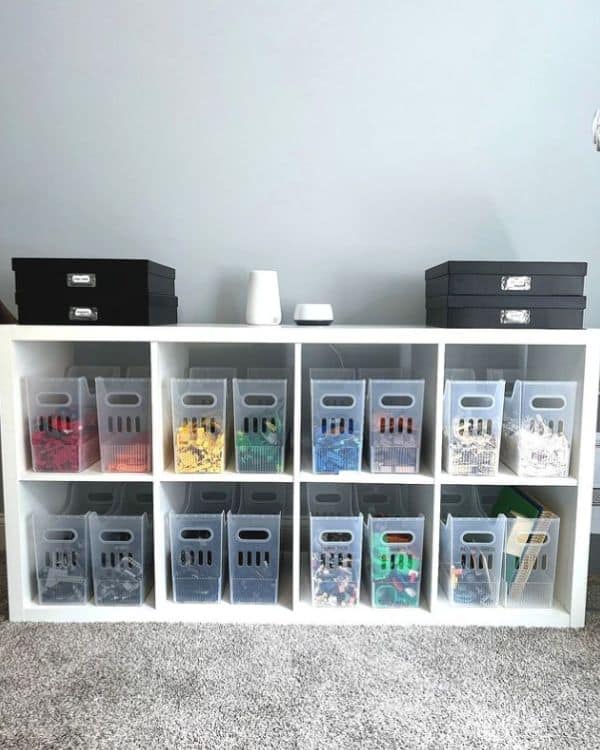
[{"xmin": 367, "ymin": 512, "xmax": 425, "ymax": 523}]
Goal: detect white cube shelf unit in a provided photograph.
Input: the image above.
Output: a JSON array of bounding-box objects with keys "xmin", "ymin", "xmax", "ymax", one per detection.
[{"xmin": 1, "ymin": 324, "xmax": 598, "ymax": 627}]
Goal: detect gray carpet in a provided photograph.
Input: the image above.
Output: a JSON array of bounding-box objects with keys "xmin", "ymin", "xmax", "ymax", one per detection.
[{"xmin": 0, "ymin": 563, "xmax": 599, "ymax": 750}]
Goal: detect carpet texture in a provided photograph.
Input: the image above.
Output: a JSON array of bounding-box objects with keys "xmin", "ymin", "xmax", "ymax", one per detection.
[{"xmin": 0, "ymin": 563, "xmax": 598, "ymax": 749}]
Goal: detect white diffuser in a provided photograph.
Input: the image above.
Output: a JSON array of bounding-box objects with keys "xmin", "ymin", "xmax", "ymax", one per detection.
[{"xmin": 245, "ymin": 270, "xmax": 282, "ymax": 325}]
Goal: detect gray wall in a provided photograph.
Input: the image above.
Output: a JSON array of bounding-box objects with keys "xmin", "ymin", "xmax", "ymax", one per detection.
[{"xmin": 0, "ymin": 1, "xmax": 599, "ymax": 324}]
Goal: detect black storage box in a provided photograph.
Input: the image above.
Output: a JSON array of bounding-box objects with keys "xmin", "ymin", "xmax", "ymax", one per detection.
[
  {"xmin": 426, "ymin": 261, "xmax": 587, "ymax": 297},
  {"xmin": 13, "ymin": 258, "xmax": 175, "ymax": 296},
  {"xmin": 15, "ymin": 291, "xmax": 178, "ymax": 325},
  {"xmin": 426, "ymin": 294, "xmax": 586, "ymax": 329},
  {"xmin": 12, "ymin": 258, "xmax": 177, "ymax": 325}
]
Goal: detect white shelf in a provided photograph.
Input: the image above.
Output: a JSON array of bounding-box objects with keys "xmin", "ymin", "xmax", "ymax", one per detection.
[
  {"xmin": 1, "ymin": 324, "xmax": 598, "ymax": 627},
  {"xmin": 432, "ymin": 598, "xmax": 571, "ymax": 628},
  {"xmin": 19, "ymin": 463, "xmax": 154, "ymax": 483},
  {"xmin": 160, "ymin": 463, "xmax": 294, "ymax": 483},
  {"xmin": 299, "ymin": 469, "xmax": 435, "ymax": 484},
  {"xmin": 439, "ymin": 464, "xmax": 578, "ymax": 487}
]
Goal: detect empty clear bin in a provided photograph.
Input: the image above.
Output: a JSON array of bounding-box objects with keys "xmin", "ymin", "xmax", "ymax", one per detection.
[
  {"xmin": 169, "ymin": 484, "xmax": 236, "ymax": 603},
  {"xmin": 233, "ymin": 378, "xmax": 287, "ymax": 473},
  {"xmin": 90, "ymin": 484, "xmax": 153, "ymax": 605},
  {"xmin": 502, "ymin": 381, "xmax": 577, "ymax": 478},
  {"xmin": 357, "ymin": 485, "xmax": 424, "ymax": 608},
  {"xmin": 311, "ymin": 370, "xmax": 365, "ymax": 474},
  {"xmin": 32, "ymin": 483, "xmax": 121, "ymax": 604},
  {"xmin": 308, "ymin": 485, "xmax": 363, "ymax": 607},
  {"xmin": 171, "ymin": 378, "xmax": 227, "ymax": 473},
  {"xmin": 96, "ymin": 378, "xmax": 152, "ymax": 473},
  {"xmin": 65, "ymin": 366, "xmax": 121, "ymax": 393},
  {"xmin": 26, "ymin": 376, "xmax": 100, "ymax": 472},
  {"xmin": 503, "ymin": 514, "xmax": 559, "ymax": 608},
  {"xmin": 367, "ymin": 379, "xmax": 424, "ymax": 473},
  {"xmin": 440, "ymin": 511, "xmax": 506, "ymax": 607},
  {"xmin": 228, "ymin": 509, "xmax": 281, "ymax": 604},
  {"xmin": 443, "ymin": 380, "xmax": 505, "ymax": 476}
]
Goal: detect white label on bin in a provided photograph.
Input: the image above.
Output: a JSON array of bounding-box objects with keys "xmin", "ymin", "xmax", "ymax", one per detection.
[
  {"xmin": 69, "ymin": 306, "xmax": 98, "ymax": 321},
  {"xmin": 500, "ymin": 309, "xmax": 530, "ymax": 325},
  {"xmin": 67, "ymin": 273, "xmax": 96, "ymax": 287},
  {"xmin": 500, "ymin": 275, "xmax": 531, "ymax": 291}
]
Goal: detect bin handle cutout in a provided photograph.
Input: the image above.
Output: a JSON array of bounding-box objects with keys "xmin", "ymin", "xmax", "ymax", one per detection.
[
  {"xmin": 459, "ymin": 395, "xmax": 495, "ymax": 409},
  {"xmin": 442, "ymin": 494, "xmax": 463, "ymax": 505},
  {"xmin": 251, "ymin": 491, "xmax": 278, "ymax": 502},
  {"xmin": 105, "ymin": 393, "xmax": 142, "ymax": 406},
  {"xmin": 321, "ymin": 394, "xmax": 355, "ymax": 408},
  {"xmin": 237, "ymin": 528, "xmax": 271, "ymax": 542},
  {"xmin": 182, "ymin": 393, "xmax": 217, "ymax": 407},
  {"xmin": 180, "ymin": 528, "xmax": 213, "ymax": 541},
  {"xmin": 382, "ymin": 531, "xmax": 414, "ymax": 545},
  {"xmin": 242, "ymin": 394, "xmax": 276, "ymax": 407},
  {"xmin": 100, "ymin": 529, "xmax": 134, "ymax": 543},
  {"xmin": 202, "ymin": 490, "xmax": 228, "ymax": 502},
  {"xmin": 529, "ymin": 396, "xmax": 567, "ymax": 410},
  {"xmin": 314, "ymin": 493, "xmax": 343, "ymax": 504},
  {"xmin": 461, "ymin": 531, "xmax": 495, "ymax": 544},
  {"xmin": 379, "ymin": 394, "xmax": 415, "ymax": 408},
  {"xmin": 44, "ymin": 528, "xmax": 77, "ymax": 542},
  {"xmin": 320, "ymin": 530, "xmax": 354, "ymax": 543},
  {"xmin": 36, "ymin": 392, "xmax": 72, "ymax": 407}
]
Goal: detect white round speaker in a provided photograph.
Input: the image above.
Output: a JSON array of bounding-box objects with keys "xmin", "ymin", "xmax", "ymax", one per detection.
[{"xmin": 294, "ymin": 303, "xmax": 334, "ymax": 326}]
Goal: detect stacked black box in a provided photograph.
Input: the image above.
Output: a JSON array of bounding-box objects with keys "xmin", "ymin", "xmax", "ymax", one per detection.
[
  {"xmin": 425, "ymin": 261, "xmax": 587, "ymax": 329},
  {"xmin": 12, "ymin": 258, "xmax": 178, "ymax": 325}
]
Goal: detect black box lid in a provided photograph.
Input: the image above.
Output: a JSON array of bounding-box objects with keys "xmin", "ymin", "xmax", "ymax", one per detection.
[
  {"xmin": 12, "ymin": 258, "xmax": 176, "ymax": 280},
  {"xmin": 425, "ymin": 261, "xmax": 588, "ymax": 280}
]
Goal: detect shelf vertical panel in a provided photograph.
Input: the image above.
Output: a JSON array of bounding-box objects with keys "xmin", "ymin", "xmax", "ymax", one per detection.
[
  {"xmin": 429, "ymin": 342, "xmax": 446, "ymax": 612},
  {"xmin": 292, "ymin": 343, "xmax": 302, "ymax": 609},
  {"xmin": 570, "ymin": 336, "xmax": 600, "ymax": 625},
  {"xmin": 150, "ymin": 341, "xmax": 166, "ymax": 609},
  {"xmin": 1, "ymin": 333, "xmax": 25, "ymax": 619}
]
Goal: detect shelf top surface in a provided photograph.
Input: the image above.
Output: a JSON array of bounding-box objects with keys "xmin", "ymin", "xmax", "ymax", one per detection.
[{"xmin": 1, "ymin": 324, "xmax": 597, "ymax": 345}]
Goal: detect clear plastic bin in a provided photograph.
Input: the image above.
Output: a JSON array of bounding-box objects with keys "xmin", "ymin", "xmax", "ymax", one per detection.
[
  {"xmin": 308, "ymin": 485, "xmax": 363, "ymax": 607},
  {"xmin": 440, "ymin": 511, "xmax": 506, "ymax": 607},
  {"xmin": 171, "ymin": 378, "xmax": 227, "ymax": 473},
  {"xmin": 90, "ymin": 484, "xmax": 153, "ymax": 605},
  {"xmin": 357, "ymin": 485, "xmax": 424, "ymax": 608},
  {"xmin": 96, "ymin": 378, "xmax": 152, "ymax": 473},
  {"xmin": 238, "ymin": 483, "xmax": 290, "ymax": 520},
  {"xmin": 32, "ymin": 483, "xmax": 122, "ymax": 604},
  {"xmin": 502, "ymin": 380, "xmax": 577, "ymax": 478},
  {"xmin": 310, "ymin": 370, "xmax": 365, "ymax": 474},
  {"xmin": 366, "ymin": 379, "xmax": 424, "ymax": 473},
  {"xmin": 125, "ymin": 366, "xmax": 150, "ymax": 378},
  {"xmin": 233, "ymin": 378, "xmax": 287, "ymax": 473},
  {"xmin": 26, "ymin": 376, "xmax": 100, "ymax": 472},
  {"xmin": 503, "ymin": 514, "xmax": 559, "ymax": 608},
  {"xmin": 443, "ymin": 380, "xmax": 505, "ymax": 476},
  {"xmin": 228, "ymin": 509, "xmax": 281, "ymax": 604},
  {"xmin": 65, "ymin": 366, "xmax": 121, "ymax": 394},
  {"xmin": 441, "ymin": 485, "xmax": 486, "ymax": 519},
  {"xmin": 169, "ymin": 484, "xmax": 236, "ymax": 603}
]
